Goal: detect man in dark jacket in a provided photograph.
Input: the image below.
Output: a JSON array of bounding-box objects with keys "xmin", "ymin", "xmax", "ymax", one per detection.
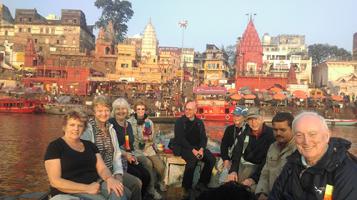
[
  {"xmin": 269, "ymin": 111, "xmax": 357, "ymax": 200},
  {"xmin": 174, "ymin": 100, "xmax": 216, "ymax": 199},
  {"xmin": 227, "ymin": 107, "xmax": 275, "ymax": 191}
]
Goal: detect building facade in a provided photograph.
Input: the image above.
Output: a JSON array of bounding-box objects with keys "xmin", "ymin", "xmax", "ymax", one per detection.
[
  {"xmin": 313, "ymin": 61, "xmax": 357, "ymax": 95},
  {"xmin": 201, "ymin": 44, "xmax": 229, "ymax": 86},
  {"xmin": 262, "ymin": 34, "xmax": 312, "ymax": 84}
]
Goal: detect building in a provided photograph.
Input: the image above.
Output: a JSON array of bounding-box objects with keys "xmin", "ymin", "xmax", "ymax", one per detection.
[
  {"xmin": 353, "ymin": 33, "xmax": 357, "ymax": 61},
  {"xmin": 262, "ymin": 34, "xmax": 312, "ymax": 84},
  {"xmin": 313, "ymin": 61, "xmax": 357, "ymax": 95},
  {"xmin": 235, "ymin": 17, "xmax": 288, "ymax": 90},
  {"xmin": 141, "ymin": 19, "xmax": 158, "ymax": 64},
  {"xmin": 159, "ymin": 47, "xmax": 181, "ymax": 83},
  {"xmin": 201, "ymin": 44, "xmax": 229, "ymax": 86},
  {"xmin": 0, "ymin": 4, "xmax": 15, "ymax": 44},
  {"xmin": 235, "ymin": 18, "xmax": 263, "ymax": 75}
]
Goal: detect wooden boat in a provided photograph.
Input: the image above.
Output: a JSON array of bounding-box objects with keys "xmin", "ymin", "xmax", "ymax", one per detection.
[
  {"xmin": 0, "ymin": 98, "xmax": 44, "ymax": 113},
  {"xmin": 325, "ymin": 119, "xmax": 357, "ymax": 126},
  {"xmin": 44, "ymin": 103, "xmax": 86, "ymax": 115}
]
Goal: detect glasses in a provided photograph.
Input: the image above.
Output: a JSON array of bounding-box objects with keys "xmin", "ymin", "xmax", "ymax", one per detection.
[{"xmin": 136, "ymin": 108, "xmax": 145, "ymax": 111}]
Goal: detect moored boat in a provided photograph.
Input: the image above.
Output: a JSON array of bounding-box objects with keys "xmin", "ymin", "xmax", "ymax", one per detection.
[
  {"xmin": 0, "ymin": 98, "xmax": 44, "ymax": 113},
  {"xmin": 325, "ymin": 119, "xmax": 357, "ymax": 126}
]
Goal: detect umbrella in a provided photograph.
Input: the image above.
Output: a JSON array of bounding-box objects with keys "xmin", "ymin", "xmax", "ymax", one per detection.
[
  {"xmin": 244, "ymin": 94, "xmax": 256, "ymax": 100},
  {"xmin": 331, "ymin": 95, "xmax": 343, "ymax": 102},
  {"xmin": 270, "ymin": 87, "xmax": 282, "ymax": 93},
  {"xmin": 273, "ymin": 93, "xmax": 286, "ymax": 101},
  {"xmin": 230, "ymin": 94, "xmax": 242, "ymax": 100},
  {"xmin": 293, "ymin": 90, "xmax": 307, "ymax": 99}
]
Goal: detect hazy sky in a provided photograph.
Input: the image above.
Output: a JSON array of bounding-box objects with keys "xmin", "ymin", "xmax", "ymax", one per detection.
[{"xmin": 3, "ymin": 0, "xmax": 357, "ymax": 52}]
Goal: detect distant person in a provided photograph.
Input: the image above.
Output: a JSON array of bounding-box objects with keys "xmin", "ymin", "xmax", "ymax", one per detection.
[
  {"xmin": 269, "ymin": 112, "xmax": 357, "ymax": 200},
  {"xmin": 173, "ymin": 100, "xmax": 216, "ymax": 199},
  {"xmin": 44, "ymin": 110, "xmax": 126, "ymax": 200},
  {"xmin": 219, "ymin": 106, "xmax": 248, "ymax": 184},
  {"xmin": 227, "ymin": 107, "xmax": 275, "ymax": 191},
  {"xmin": 81, "ymin": 96, "xmax": 142, "ymax": 200},
  {"xmin": 128, "ymin": 101, "xmax": 166, "ymax": 199},
  {"xmin": 255, "ymin": 112, "xmax": 296, "ymax": 200}
]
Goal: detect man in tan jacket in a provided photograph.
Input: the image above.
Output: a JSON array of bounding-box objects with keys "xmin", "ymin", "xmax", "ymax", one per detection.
[{"xmin": 255, "ymin": 112, "xmax": 296, "ymax": 200}]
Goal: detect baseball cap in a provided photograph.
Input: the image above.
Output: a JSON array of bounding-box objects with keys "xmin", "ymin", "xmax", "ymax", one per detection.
[
  {"xmin": 246, "ymin": 107, "xmax": 261, "ymax": 119},
  {"xmin": 232, "ymin": 106, "xmax": 248, "ymax": 116}
]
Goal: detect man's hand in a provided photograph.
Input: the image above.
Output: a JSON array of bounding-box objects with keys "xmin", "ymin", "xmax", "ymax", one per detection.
[
  {"xmin": 223, "ymin": 160, "xmax": 231, "ymax": 169},
  {"xmin": 257, "ymin": 193, "xmax": 268, "ymax": 200},
  {"xmin": 126, "ymin": 152, "xmax": 137, "ymax": 164},
  {"xmin": 106, "ymin": 176, "xmax": 124, "ymax": 197},
  {"xmin": 227, "ymin": 172, "xmax": 238, "ymax": 182},
  {"xmin": 241, "ymin": 178, "xmax": 255, "ymax": 187},
  {"xmin": 198, "ymin": 148, "xmax": 204, "ymax": 157},
  {"xmin": 192, "ymin": 149, "xmax": 199, "ymax": 157},
  {"xmin": 87, "ymin": 182, "xmax": 100, "ymax": 194}
]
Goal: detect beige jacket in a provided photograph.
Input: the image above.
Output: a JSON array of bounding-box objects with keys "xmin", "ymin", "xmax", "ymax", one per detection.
[{"xmin": 255, "ymin": 140, "xmax": 296, "ymax": 195}]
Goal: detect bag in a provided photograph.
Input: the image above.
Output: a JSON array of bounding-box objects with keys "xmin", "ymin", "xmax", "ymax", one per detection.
[{"xmin": 168, "ymin": 138, "xmax": 182, "ymax": 156}]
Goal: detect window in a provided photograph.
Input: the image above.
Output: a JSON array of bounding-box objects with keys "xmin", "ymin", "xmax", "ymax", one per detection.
[
  {"xmin": 39, "ymin": 46, "xmax": 42, "ymax": 51},
  {"xmin": 51, "ymin": 28, "xmax": 55, "ymax": 34},
  {"xmin": 40, "ymin": 28, "xmax": 43, "ymax": 33},
  {"xmin": 29, "ymin": 18, "xmax": 32, "ymax": 22},
  {"xmin": 34, "ymin": 39, "xmax": 37, "ymax": 43},
  {"xmin": 56, "ymin": 40, "xmax": 60, "ymax": 44},
  {"xmin": 73, "ymin": 19, "xmax": 77, "ymax": 24},
  {"xmin": 121, "ymin": 63, "xmax": 129, "ymax": 68},
  {"xmin": 19, "ymin": 18, "xmax": 23, "ymax": 22},
  {"xmin": 46, "ymin": 28, "xmax": 49, "ymax": 34},
  {"xmin": 27, "ymin": 28, "xmax": 31, "ymax": 33},
  {"xmin": 4, "ymin": 30, "xmax": 8, "ymax": 36},
  {"xmin": 19, "ymin": 28, "xmax": 22, "ymax": 32}
]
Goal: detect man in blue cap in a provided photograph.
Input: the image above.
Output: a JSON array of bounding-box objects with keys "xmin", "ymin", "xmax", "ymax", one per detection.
[
  {"xmin": 226, "ymin": 107, "xmax": 275, "ymax": 191},
  {"xmin": 219, "ymin": 106, "xmax": 249, "ymax": 184}
]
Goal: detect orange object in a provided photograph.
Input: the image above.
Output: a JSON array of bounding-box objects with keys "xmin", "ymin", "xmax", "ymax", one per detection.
[
  {"xmin": 125, "ymin": 135, "xmax": 130, "ymax": 151},
  {"xmin": 323, "ymin": 184, "xmax": 333, "ymax": 200}
]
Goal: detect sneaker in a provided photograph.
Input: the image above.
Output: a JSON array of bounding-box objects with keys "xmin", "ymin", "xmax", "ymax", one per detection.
[
  {"xmin": 195, "ymin": 182, "xmax": 209, "ymax": 192},
  {"xmin": 150, "ymin": 190, "xmax": 162, "ymax": 200},
  {"xmin": 158, "ymin": 182, "xmax": 167, "ymax": 192}
]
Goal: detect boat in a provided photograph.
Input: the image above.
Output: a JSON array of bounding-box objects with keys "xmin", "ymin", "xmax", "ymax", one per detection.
[
  {"xmin": 0, "ymin": 98, "xmax": 44, "ymax": 113},
  {"xmin": 325, "ymin": 119, "xmax": 357, "ymax": 126},
  {"xmin": 44, "ymin": 103, "xmax": 87, "ymax": 115}
]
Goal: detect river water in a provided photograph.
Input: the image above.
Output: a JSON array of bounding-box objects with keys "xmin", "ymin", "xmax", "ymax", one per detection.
[{"xmin": 0, "ymin": 114, "xmax": 356, "ymax": 197}]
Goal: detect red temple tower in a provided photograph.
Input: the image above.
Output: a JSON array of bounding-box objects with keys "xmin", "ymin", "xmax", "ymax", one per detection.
[
  {"xmin": 24, "ymin": 38, "xmax": 38, "ymax": 67},
  {"xmin": 235, "ymin": 17, "xmax": 263, "ymax": 75}
]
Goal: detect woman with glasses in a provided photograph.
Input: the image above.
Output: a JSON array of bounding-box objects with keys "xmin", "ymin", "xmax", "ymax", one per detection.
[
  {"xmin": 108, "ymin": 98, "xmax": 151, "ymax": 199},
  {"xmin": 44, "ymin": 110, "xmax": 126, "ymax": 200},
  {"xmin": 128, "ymin": 101, "xmax": 167, "ymax": 200}
]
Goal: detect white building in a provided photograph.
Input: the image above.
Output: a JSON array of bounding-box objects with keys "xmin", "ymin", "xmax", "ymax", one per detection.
[{"xmin": 262, "ymin": 34, "xmax": 312, "ymax": 85}]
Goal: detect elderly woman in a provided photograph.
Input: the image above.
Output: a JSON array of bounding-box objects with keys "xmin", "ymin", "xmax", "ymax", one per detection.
[
  {"xmin": 128, "ymin": 101, "xmax": 167, "ymax": 198},
  {"xmin": 44, "ymin": 110, "xmax": 126, "ymax": 200},
  {"xmin": 81, "ymin": 96, "xmax": 142, "ymax": 200},
  {"xmin": 108, "ymin": 98, "xmax": 151, "ymax": 199}
]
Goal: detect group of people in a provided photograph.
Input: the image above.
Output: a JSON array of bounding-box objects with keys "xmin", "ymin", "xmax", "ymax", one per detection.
[
  {"xmin": 171, "ymin": 100, "xmax": 357, "ymax": 200},
  {"xmin": 44, "ymin": 96, "xmax": 357, "ymax": 200},
  {"xmin": 44, "ymin": 96, "xmax": 167, "ymax": 200}
]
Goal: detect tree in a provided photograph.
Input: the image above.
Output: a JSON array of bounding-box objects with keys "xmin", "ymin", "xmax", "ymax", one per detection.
[
  {"xmin": 308, "ymin": 44, "xmax": 352, "ymax": 66},
  {"xmin": 95, "ymin": 0, "xmax": 134, "ymax": 43}
]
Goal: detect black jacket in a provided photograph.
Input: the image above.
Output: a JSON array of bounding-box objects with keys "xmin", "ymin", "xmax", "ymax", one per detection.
[
  {"xmin": 220, "ymin": 124, "xmax": 247, "ymax": 161},
  {"xmin": 269, "ymin": 137, "xmax": 357, "ymax": 200},
  {"xmin": 229, "ymin": 123, "xmax": 275, "ymax": 183},
  {"xmin": 173, "ymin": 115, "xmax": 207, "ymax": 151}
]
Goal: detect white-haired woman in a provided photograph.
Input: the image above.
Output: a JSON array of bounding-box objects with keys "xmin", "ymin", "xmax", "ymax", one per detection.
[
  {"xmin": 108, "ymin": 98, "xmax": 151, "ymax": 199},
  {"xmin": 81, "ymin": 96, "xmax": 142, "ymax": 200},
  {"xmin": 44, "ymin": 110, "xmax": 126, "ymax": 200}
]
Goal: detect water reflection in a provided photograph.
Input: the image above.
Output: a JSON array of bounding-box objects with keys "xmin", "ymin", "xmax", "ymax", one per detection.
[{"xmin": 0, "ymin": 114, "xmax": 356, "ymax": 196}]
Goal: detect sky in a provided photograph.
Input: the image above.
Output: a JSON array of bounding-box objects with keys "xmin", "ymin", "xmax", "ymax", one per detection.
[{"xmin": 2, "ymin": 0, "xmax": 357, "ymax": 52}]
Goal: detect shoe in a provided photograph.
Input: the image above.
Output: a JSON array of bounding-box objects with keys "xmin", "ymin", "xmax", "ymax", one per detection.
[
  {"xmin": 195, "ymin": 182, "xmax": 209, "ymax": 192},
  {"xmin": 149, "ymin": 190, "xmax": 162, "ymax": 200},
  {"xmin": 158, "ymin": 182, "xmax": 167, "ymax": 192}
]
